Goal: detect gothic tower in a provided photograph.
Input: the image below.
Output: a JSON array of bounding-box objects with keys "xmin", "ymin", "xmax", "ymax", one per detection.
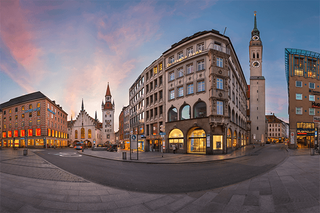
[
  {"xmin": 249, "ymin": 11, "xmax": 266, "ymax": 143},
  {"xmin": 101, "ymin": 83, "xmax": 115, "ymax": 144}
]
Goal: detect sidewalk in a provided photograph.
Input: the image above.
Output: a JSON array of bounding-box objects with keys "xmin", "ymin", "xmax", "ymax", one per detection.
[
  {"xmin": 79, "ymin": 144, "xmax": 266, "ymax": 164},
  {"xmin": 1, "ymin": 147, "xmax": 319, "ymax": 212}
]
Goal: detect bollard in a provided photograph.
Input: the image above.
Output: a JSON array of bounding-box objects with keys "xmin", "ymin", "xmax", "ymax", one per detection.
[
  {"xmin": 23, "ymin": 149, "xmax": 28, "ymax": 156},
  {"xmin": 122, "ymin": 152, "xmax": 126, "ymax": 160}
]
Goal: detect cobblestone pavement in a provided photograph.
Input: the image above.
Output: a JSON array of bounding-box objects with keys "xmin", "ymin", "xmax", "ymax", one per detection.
[
  {"xmin": 0, "ymin": 149, "xmax": 87, "ymax": 182},
  {"xmin": 0, "ymin": 148, "xmax": 319, "ymax": 212}
]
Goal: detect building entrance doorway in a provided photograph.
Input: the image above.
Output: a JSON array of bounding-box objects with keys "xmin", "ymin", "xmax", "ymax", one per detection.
[
  {"xmin": 297, "ymin": 136, "xmax": 315, "ymax": 148},
  {"xmin": 187, "ymin": 127, "xmax": 206, "ymax": 154}
]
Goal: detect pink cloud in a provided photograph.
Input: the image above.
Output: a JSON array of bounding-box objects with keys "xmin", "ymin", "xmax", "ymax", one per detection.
[{"xmin": 0, "ymin": 0, "xmax": 44, "ymax": 91}]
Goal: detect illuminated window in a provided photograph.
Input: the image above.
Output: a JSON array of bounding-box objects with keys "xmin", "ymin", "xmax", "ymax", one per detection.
[
  {"xmin": 9, "ymin": 109, "xmax": 11, "ymax": 113},
  {"xmin": 48, "ymin": 129, "xmax": 51, "ymax": 137},
  {"xmin": 159, "ymin": 63, "xmax": 163, "ymax": 71},
  {"xmin": 15, "ymin": 122, "xmax": 18, "ymax": 127},
  {"xmin": 8, "ymin": 131, "xmax": 12, "ymax": 138},
  {"xmin": 4, "ymin": 117, "xmax": 6, "ymax": 122},
  {"xmin": 81, "ymin": 128, "xmax": 85, "ymax": 139},
  {"xmin": 28, "ymin": 129, "xmax": 33, "ymax": 136},
  {"xmin": 36, "ymin": 128, "xmax": 41, "ymax": 136},
  {"xmin": 37, "ymin": 119, "xmax": 40, "ymax": 125},
  {"xmin": 37, "ymin": 103, "xmax": 40, "ymax": 108},
  {"xmin": 15, "ymin": 115, "xmax": 18, "ymax": 120},
  {"xmin": 29, "ymin": 112, "xmax": 32, "ymax": 117},
  {"xmin": 21, "ymin": 121, "xmax": 24, "ymax": 127},
  {"xmin": 9, "ymin": 116, "xmax": 11, "ymax": 121},
  {"xmin": 2, "ymin": 132, "xmax": 6, "ymax": 138},
  {"xmin": 20, "ymin": 130, "xmax": 25, "ymax": 137},
  {"xmin": 29, "ymin": 121, "xmax": 32, "ymax": 126},
  {"xmin": 153, "ymin": 66, "xmax": 157, "ymax": 75},
  {"xmin": 21, "ymin": 114, "xmax": 25, "ymax": 118},
  {"xmin": 4, "ymin": 124, "xmax": 6, "ymax": 129},
  {"xmin": 29, "ymin": 104, "xmax": 33, "ymax": 109},
  {"xmin": 88, "ymin": 129, "xmax": 92, "ymax": 139},
  {"xmin": 37, "ymin": 111, "xmax": 40, "ymax": 116},
  {"xmin": 22, "ymin": 106, "xmax": 25, "ymax": 111}
]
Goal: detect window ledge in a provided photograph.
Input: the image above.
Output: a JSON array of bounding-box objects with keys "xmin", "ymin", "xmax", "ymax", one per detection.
[{"xmin": 196, "ymin": 69, "xmax": 205, "ymax": 72}]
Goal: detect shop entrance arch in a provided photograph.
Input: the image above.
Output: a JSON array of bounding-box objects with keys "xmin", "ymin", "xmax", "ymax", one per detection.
[{"xmin": 187, "ymin": 127, "xmax": 206, "ymax": 154}]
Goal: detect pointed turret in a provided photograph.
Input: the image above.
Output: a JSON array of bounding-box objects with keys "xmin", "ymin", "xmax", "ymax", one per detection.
[
  {"xmin": 105, "ymin": 82, "xmax": 111, "ymax": 97},
  {"xmin": 251, "ymin": 11, "xmax": 261, "ymax": 40},
  {"xmin": 81, "ymin": 99, "xmax": 84, "ymax": 111}
]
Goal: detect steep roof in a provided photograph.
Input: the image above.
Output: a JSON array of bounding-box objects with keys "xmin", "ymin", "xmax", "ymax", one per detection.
[{"xmin": 105, "ymin": 84, "xmax": 111, "ymax": 97}]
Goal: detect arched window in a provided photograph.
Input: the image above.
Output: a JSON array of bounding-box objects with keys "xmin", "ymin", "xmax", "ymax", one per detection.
[
  {"xmin": 235, "ymin": 113, "xmax": 238, "ymax": 125},
  {"xmin": 253, "ymin": 53, "xmax": 255, "ymax": 58},
  {"xmin": 232, "ymin": 110, "xmax": 235, "ymax": 122},
  {"xmin": 81, "ymin": 128, "xmax": 85, "ymax": 139},
  {"xmin": 233, "ymin": 131, "xmax": 237, "ymax": 148},
  {"xmin": 180, "ymin": 105, "xmax": 190, "ymax": 120},
  {"xmin": 257, "ymin": 53, "xmax": 259, "ymax": 59},
  {"xmin": 88, "ymin": 129, "xmax": 92, "ymax": 139},
  {"xmin": 75, "ymin": 130, "xmax": 78, "ymax": 139},
  {"xmin": 168, "ymin": 107, "xmax": 178, "ymax": 122},
  {"xmin": 194, "ymin": 101, "xmax": 206, "ymax": 118},
  {"xmin": 169, "ymin": 128, "xmax": 184, "ymax": 149},
  {"xmin": 227, "ymin": 129, "xmax": 232, "ymax": 148},
  {"xmin": 29, "ymin": 104, "xmax": 33, "ymax": 109},
  {"xmin": 187, "ymin": 128, "xmax": 206, "ymax": 154}
]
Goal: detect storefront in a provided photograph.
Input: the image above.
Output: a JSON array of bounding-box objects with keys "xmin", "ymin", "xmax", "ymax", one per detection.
[
  {"xmin": 296, "ymin": 122, "xmax": 315, "ymax": 148},
  {"xmin": 187, "ymin": 127, "xmax": 206, "ymax": 154}
]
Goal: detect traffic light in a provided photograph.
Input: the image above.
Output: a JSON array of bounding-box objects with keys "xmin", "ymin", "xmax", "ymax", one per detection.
[{"xmin": 160, "ymin": 125, "xmax": 165, "ymax": 132}]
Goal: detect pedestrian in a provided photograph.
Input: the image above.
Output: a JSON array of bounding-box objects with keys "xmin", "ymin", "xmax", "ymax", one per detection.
[{"xmin": 173, "ymin": 145, "xmax": 176, "ymax": 154}]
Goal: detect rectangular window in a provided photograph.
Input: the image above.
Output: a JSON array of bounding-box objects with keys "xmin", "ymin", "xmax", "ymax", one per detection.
[
  {"xmin": 197, "ymin": 60, "xmax": 205, "ymax": 71},
  {"xmin": 187, "ymin": 64, "xmax": 193, "ymax": 74},
  {"xmin": 296, "ymin": 94, "xmax": 302, "ymax": 100},
  {"xmin": 178, "ymin": 87, "xmax": 183, "ymax": 97},
  {"xmin": 178, "ymin": 52, "xmax": 183, "ymax": 59},
  {"xmin": 197, "ymin": 43, "xmax": 204, "ymax": 51},
  {"xmin": 159, "ymin": 90, "xmax": 163, "ymax": 100},
  {"xmin": 296, "ymin": 107, "xmax": 302, "ymax": 115},
  {"xmin": 217, "ymin": 78, "xmax": 223, "ymax": 89},
  {"xmin": 217, "ymin": 101, "xmax": 223, "ymax": 115},
  {"xmin": 197, "ymin": 81, "xmax": 205, "ymax": 92},
  {"xmin": 309, "ymin": 95, "xmax": 315, "ymax": 101},
  {"xmin": 217, "ymin": 57, "xmax": 223, "ymax": 67},
  {"xmin": 178, "ymin": 68, "xmax": 183, "ymax": 77},
  {"xmin": 169, "ymin": 56, "xmax": 174, "ymax": 63},
  {"xmin": 159, "ymin": 63, "xmax": 163, "ymax": 71},
  {"xmin": 309, "ymin": 82, "xmax": 315, "ymax": 89},
  {"xmin": 169, "ymin": 72, "xmax": 174, "ymax": 81},
  {"xmin": 153, "ymin": 66, "xmax": 157, "ymax": 75},
  {"xmin": 187, "ymin": 47, "xmax": 193, "ymax": 56},
  {"xmin": 169, "ymin": 90, "xmax": 175, "ymax": 100},
  {"xmin": 296, "ymin": 81, "xmax": 302, "ymax": 87},
  {"xmin": 309, "ymin": 108, "xmax": 315, "ymax": 115},
  {"xmin": 187, "ymin": 84, "xmax": 194, "ymax": 94}
]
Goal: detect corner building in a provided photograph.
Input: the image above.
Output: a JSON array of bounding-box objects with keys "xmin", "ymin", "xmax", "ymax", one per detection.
[
  {"xmin": 1, "ymin": 91, "xmax": 68, "ymax": 148},
  {"xmin": 164, "ymin": 30, "xmax": 248, "ymax": 154},
  {"xmin": 285, "ymin": 48, "xmax": 320, "ymax": 149}
]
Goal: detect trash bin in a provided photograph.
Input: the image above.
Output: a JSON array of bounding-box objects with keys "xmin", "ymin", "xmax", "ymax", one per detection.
[
  {"xmin": 122, "ymin": 152, "xmax": 126, "ymax": 160},
  {"xmin": 23, "ymin": 149, "xmax": 28, "ymax": 156}
]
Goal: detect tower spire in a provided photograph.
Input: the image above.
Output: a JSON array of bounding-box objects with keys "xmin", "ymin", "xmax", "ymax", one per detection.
[
  {"xmin": 95, "ymin": 111, "xmax": 97, "ymax": 121},
  {"xmin": 254, "ymin": 11, "xmax": 257, "ymax": 30},
  {"xmin": 81, "ymin": 99, "xmax": 84, "ymax": 111}
]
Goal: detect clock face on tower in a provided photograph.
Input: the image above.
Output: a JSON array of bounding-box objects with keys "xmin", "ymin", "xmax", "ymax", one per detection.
[
  {"xmin": 252, "ymin": 35, "xmax": 259, "ymax": 41},
  {"xmin": 107, "ymin": 111, "xmax": 111, "ymax": 115},
  {"xmin": 252, "ymin": 61, "xmax": 260, "ymax": 67}
]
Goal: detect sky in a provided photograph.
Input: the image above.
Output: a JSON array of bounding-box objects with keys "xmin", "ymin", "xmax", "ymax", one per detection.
[{"xmin": 0, "ymin": 0, "xmax": 319, "ymax": 130}]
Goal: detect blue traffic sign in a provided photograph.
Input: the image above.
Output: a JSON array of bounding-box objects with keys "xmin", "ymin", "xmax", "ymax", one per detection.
[{"xmin": 159, "ymin": 132, "xmax": 166, "ymax": 135}]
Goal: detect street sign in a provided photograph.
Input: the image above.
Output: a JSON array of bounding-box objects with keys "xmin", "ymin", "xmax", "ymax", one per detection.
[
  {"xmin": 290, "ymin": 132, "xmax": 295, "ymax": 144},
  {"xmin": 130, "ymin": 134, "xmax": 138, "ymax": 149},
  {"xmin": 159, "ymin": 132, "xmax": 166, "ymax": 135}
]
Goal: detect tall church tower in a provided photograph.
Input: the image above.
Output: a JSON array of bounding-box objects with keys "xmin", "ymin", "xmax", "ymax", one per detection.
[
  {"xmin": 101, "ymin": 83, "xmax": 115, "ymax": 144},
  {"xmin": 249, "ymin": 11, "xmax": 266, "ymax": 144}
]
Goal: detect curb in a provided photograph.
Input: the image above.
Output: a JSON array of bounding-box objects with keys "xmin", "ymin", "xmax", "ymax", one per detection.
[{"xmin": 77, "ymin": 145, "xmax": 265, "ymax": 165}]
